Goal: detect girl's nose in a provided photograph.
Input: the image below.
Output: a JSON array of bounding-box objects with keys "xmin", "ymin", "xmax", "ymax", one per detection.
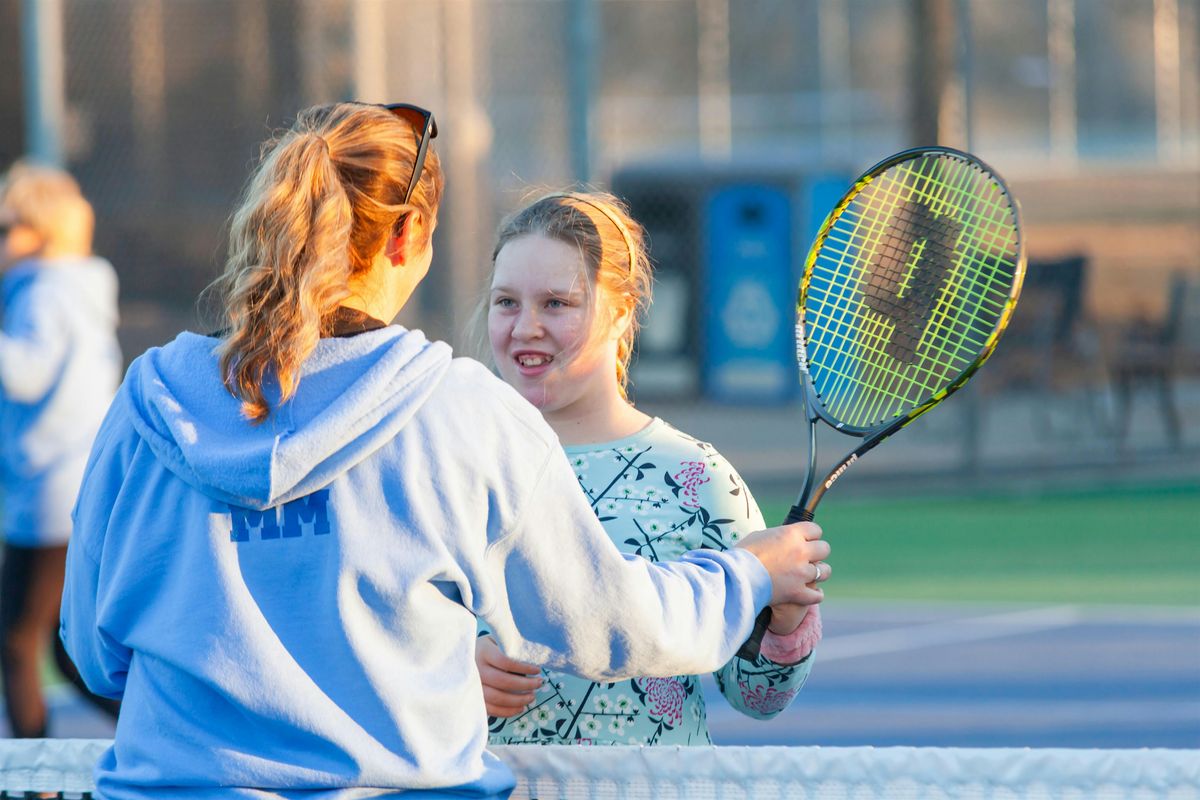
[{"xmin": 512, "ymin": 308, "xmax": 542, "ymax": 339}]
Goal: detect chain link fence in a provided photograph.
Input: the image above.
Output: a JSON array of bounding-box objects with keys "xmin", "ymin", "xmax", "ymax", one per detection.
[{"xmin": 3, "ymin": 0, "xmax": 1198, "ymax": 460}]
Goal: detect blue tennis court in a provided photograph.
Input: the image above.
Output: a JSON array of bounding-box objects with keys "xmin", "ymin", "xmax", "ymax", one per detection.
[{"xmin": 705, "ymin": 601, "xmax": 1200, "ymax": 748}]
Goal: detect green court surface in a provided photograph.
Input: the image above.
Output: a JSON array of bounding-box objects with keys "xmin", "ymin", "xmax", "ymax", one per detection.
[{"xmin": 759, "ymin": 483, "xmax": 1200, "ymax": 606}]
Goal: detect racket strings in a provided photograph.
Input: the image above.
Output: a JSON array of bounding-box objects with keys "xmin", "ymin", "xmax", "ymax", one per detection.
[
  {"xmin": 862, "ymin": 198, "xmax": 962, "ymax": 363},
  {"xmin": 809, "ymin": 163, "xmax": 974, "ymax": 419},
  {"xmin": 804, "ymin": 152, "xmax": 1021, "ymax": 429}
]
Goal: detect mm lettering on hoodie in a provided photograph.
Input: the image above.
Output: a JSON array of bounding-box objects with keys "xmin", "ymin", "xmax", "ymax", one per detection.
[{"xmin": 229, "ymin": 489, "xmax": 332, "ymax": 542}]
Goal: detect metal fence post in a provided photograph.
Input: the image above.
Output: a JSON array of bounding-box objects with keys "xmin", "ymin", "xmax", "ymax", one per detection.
[{"xmin": 21, "ymin": 0, "xmax": 64, "ymax": 166}]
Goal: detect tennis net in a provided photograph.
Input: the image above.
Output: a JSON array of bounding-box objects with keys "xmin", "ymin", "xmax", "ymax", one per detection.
[{"xmin": 2, "ymin": 739, "xmax": 1197, "ymax": 799}]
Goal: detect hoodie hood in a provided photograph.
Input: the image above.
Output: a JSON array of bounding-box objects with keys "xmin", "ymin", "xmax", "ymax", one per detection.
[{"xmin": 121, "ymin": 328, "xmax": 452, "ymax": 510}]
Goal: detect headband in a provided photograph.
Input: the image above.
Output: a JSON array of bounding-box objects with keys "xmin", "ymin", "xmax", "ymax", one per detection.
[{"xmin": 539, "ymin": 192, "xmax": 637, "ymax": 275}]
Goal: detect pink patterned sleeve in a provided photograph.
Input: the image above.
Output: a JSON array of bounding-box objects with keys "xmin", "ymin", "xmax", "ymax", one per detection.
[{"xmin": 758, "ymin": 605, "xmax": 822, "ymax": 665}]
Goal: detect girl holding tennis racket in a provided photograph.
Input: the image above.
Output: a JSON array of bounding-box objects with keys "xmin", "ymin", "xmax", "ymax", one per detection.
[
  {"xmin": 60, "ymin": 102, "xmax": 827, "ymax": 799},
  {"xmin": 476, "ymin": 191, "xmax": 828, "ymax": 745}
]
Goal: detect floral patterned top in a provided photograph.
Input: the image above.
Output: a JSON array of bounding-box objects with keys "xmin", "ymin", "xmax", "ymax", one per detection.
[{"xmin": 484, "ymin": 417, "xmax": 816, "ymax": 746}]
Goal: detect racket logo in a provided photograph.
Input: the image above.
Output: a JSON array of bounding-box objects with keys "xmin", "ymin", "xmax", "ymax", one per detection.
[
  {"xmin": 862, "ymin": 197, "xmax": 962, "ymax": 364},
  {"xmin": 823, "ymin": 454, "xmax": 857, "ymax": 489},
  {"xmin": 794, "ymin": 320, "xmax": 810, "ymax": 374}
]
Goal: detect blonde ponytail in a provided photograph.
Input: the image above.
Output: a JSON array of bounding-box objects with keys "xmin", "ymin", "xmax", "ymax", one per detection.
[
  {"xmin": 211, "ymin": 103, "xmax": 444, "ymax": 423},
  {"xmin": 215, "ymin": 131, "xmax": 353, "ymax": 422}
]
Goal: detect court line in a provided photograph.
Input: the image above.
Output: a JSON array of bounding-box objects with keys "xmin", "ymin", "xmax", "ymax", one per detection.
[{"xmin": 818, "ymin": 605, "xmax": 1085, "ymax": 662}]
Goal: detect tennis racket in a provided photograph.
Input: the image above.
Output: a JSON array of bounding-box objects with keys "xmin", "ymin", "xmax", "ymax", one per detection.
[{"xmin": 736, "ymin": 146, "xmax": 1025, "ymax": 660}]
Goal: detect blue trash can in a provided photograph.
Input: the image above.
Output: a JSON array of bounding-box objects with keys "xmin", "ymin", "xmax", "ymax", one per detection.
[{"xmin": 702, "ymin": 184, "xmax": 796, "ymax": 403}]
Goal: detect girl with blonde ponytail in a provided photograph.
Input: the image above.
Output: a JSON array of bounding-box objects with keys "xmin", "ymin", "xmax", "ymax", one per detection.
[
  {"xmin": 61, "ymin": 102, "xmax": 828, "ymax": 798},
  {"xmin": 480, "ymin": 191, "xmax": 828, "ymax": 745}
]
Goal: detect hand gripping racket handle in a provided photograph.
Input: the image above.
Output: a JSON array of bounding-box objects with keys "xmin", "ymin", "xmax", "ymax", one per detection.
[{"xmin": 734, "ymin": 504, "xmax": 815, "ymax": 661}]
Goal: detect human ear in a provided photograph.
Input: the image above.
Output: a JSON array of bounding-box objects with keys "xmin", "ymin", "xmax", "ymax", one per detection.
[
  {"xmin": 608, "ymin": 297, "xmax": 635, "ymax": 339},
  {"xmin": 386, "ymin": 212, "xmax": 425, "ymax": 267}
]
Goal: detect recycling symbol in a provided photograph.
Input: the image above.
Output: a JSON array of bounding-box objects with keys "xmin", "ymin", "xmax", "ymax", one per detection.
[{"xmin": 720, "ymin": 279, "xmax": 778, "ymax": 348}]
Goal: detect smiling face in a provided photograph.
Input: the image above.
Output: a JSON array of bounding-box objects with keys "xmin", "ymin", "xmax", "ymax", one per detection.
[{"xmin": 488, "ymin": 233, "xmax": 625, "ymax": 419}]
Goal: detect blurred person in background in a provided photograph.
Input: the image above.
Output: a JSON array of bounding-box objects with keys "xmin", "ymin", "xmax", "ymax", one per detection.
[
  {"xmin": 0, "ymin": 161, "xmax": 122, "ymax": 736},
  {"xmin": 59, "ymin": 102, "xmax": 828, "ymax": 798},
  {"xmin": 476, "ymin": 191, "xmax": 827, "ymax": 745}
]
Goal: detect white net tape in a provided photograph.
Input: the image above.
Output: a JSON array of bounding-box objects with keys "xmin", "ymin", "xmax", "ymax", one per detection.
[
  {"xmin": 0, "ymin": 739, "xmax": 108, "ymax": 797},
  {"xmin": 493, "ymin": 745, "xmax": 1200, "ymax": 800},
  {"xmin": 1, "ymin": 740, "xmax": 1197, "ymax": 799}
]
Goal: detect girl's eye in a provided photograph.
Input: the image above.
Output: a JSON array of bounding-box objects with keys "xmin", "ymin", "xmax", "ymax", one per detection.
[
  {"xmin": 546, "ymin": 298, "xmax": 568, "ymax": 309},
  {"xmin": 493, "ymin": 297, "xmax": 516, "ymax": 309}
]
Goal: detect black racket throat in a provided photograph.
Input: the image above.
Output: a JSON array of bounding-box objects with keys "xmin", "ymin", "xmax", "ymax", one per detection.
[
  {"xmin": 791, "ymin": 399, "xmax": 904, "ymax": 519},
  {"xmin": 806, "ymin": 414, "xmax": 910, "ymax": 508}
]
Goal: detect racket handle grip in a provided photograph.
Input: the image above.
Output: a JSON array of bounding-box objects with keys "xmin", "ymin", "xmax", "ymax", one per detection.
[
  {"xmin": 785, "ymin": 505, "xmax": 815, "ymax": 523},
  {"xmin": 734, "ymin": 505, "xmax": 816, "ymax": 661},
  {"xmin": 736, "ymin": 608, "xmax": 772, "ymax": 662}
]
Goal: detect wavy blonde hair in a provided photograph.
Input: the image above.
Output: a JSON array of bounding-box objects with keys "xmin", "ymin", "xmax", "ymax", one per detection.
[
  {"xmin": 210, "ymin": 102, "xmax": 443, "ymax": 423},
  {"xmin": 489, "ymin": 190, "xmax": 653, "ymax": 399}
]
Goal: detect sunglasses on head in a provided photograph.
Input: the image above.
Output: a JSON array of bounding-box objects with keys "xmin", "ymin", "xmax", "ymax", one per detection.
[{"xmin": 382, "ymin": 103, "xmax": 438, "ymax": 206}]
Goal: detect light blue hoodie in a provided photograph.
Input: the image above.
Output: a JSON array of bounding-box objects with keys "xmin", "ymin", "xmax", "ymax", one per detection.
[
  {"xmin": 0, "ymin": 256, "xmax": 121, "ymax": 546},
  {"xmin": 61, "ymin": 327, "xmax": 771, "ymax": 799}
]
